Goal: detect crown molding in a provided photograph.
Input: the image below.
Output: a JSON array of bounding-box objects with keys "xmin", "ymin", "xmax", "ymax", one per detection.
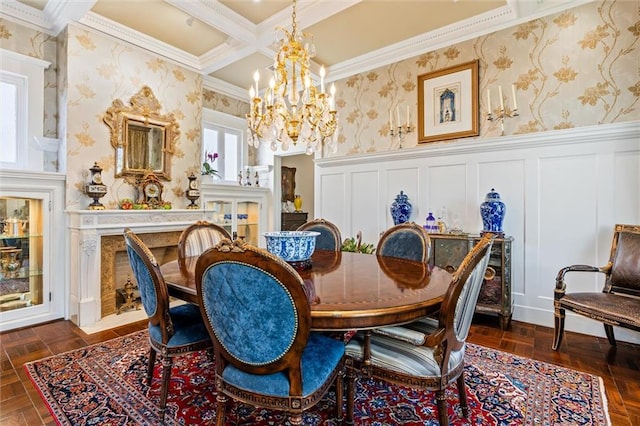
[
  {"xmin": 327, "ymin": 5, "xmax": 515, "ymax": 83},
  {"xmin": 77, "ymin": 12, "xmax": 202, "ymax": 72},
  {"xmin": 2, "ymin": 0, "xmax": 596, "ymax": 99},
  {"xmin": 203, "ymin": 75, "xmax": 248, "ymax": 101}
]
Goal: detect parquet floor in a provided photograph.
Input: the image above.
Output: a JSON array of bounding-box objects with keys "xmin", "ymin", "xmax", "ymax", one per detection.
[{"xmin": 0, "ymin": 315, "xmax": 638, "ymax": 425}]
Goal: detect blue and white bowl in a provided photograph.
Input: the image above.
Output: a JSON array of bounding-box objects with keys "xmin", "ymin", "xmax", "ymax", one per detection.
[{"xmin": 263, "ymin": 231, "xmax": 320, "ymax": 262}]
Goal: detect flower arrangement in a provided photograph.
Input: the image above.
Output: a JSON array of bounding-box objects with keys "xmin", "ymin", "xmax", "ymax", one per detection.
[{"xmin": 202, "ymin": 151, "xmax": 220, "ymax": 177}]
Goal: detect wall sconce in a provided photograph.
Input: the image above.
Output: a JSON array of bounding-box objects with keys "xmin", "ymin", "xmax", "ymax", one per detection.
[
  {"xmin": 487, "ymin": 84, "xmax": 519, "ymax": 136},
  {"xmin": 389, "ymin": 105, "xmax": 412, "ymax": 148}
]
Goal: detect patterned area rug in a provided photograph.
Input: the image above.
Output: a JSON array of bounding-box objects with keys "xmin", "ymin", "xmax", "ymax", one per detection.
[{"xmin": 25, "ymin": 330, "xmax": 610, "ymax": 425}]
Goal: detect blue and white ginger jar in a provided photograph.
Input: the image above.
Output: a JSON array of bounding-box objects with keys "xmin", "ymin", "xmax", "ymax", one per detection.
[
  {"xmin": 480, "ymin": 188, "xmax": 506, "ymax": 234},
  {"xmin": 390, "ymin": 191, "xmax": 412, "ymax": 225}
]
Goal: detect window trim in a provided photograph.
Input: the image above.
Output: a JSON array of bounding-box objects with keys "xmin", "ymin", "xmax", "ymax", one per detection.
[
  {"xmin": 0, "ymin": 49, "xmax": 51, "ymax": 171},
  {"xmin": 202, "ymin": 109, "xmax": 247, "ymax": 183}
]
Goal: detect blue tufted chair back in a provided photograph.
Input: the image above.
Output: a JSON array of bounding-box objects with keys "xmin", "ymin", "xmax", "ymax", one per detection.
[
  {"xmin": 297, "ymin": 219, "xmax": 342, "ymax": 251},
  {"xmin": 377, "ymin": 222, "xmax": 431, "ymax": 263},
  {"xmin": 195, "ymin": 239, "xmax": 311, "ymax": 374},
  {"xmin": 123, "ymin": 228, "xmax": 173, "ymax": 342}
]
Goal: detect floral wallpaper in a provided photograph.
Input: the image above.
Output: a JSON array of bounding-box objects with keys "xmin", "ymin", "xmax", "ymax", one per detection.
[
  {"xmin": 61, "ymin": 24, "xmax": 204, "ymax": 210},
  {"xmin": 1, "ymin": 0, "xmax": 637, "ymax": 204},
  {"xmin": 331, "ymin": 0, "xmax": 639, "ymax": 156}
]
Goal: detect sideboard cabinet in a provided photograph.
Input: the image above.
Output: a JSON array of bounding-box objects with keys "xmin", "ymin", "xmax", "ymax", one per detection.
[
  {"xmin": 281, "ymin": 212, "xmax": 308, "ymax": 231},
  {"xmin": 429, "ymin": 233, "xmax": 513, "ymax": 329}
]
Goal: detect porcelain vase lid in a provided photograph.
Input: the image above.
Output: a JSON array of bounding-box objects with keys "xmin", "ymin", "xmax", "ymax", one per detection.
[{"xmin": 484, "ymin": 188, "xmax": 502, "ymax": 202}]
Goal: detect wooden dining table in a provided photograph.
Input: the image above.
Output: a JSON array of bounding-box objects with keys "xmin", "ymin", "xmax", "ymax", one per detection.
[{"xmin": 161, "ymin": 249, "xmax": 453, "ymax": 331}]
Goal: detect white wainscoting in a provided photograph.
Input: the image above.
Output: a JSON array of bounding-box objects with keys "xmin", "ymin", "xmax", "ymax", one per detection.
[{"xmin": 315, "ymin": 121, "xmax": 640, "ymax": 343}]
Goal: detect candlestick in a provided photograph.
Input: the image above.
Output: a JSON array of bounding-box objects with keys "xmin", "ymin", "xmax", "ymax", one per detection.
[{"xmin": 487, "ymin": 84, "xmax": 519, "ymax": 136}]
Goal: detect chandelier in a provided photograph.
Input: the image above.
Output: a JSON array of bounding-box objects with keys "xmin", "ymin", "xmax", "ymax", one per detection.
[{"xmin": 246, "ymin": 0, "xmax": 338, "ymax": 154}]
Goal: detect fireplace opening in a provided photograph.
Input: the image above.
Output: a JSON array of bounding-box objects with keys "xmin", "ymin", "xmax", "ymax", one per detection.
[{"xmin": 100, "ymin": 232, "xmax": 181, "ymax": 317}]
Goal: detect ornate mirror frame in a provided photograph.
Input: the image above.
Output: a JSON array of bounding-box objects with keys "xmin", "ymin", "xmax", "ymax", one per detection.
[{"xmin": 103, "ymin": 86, "xmax": 179, "ymax": 180}]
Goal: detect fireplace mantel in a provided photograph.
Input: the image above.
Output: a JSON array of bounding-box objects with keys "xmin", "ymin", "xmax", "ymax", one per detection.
[{"xmin": 68, "ymin": 209, "xmax": 207, "ymax": 327}]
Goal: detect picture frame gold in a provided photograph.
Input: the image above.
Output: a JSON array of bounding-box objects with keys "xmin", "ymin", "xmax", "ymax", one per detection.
[{"xmin": 417, "ymin": 60, "xmax": 479, "ymax": 144}]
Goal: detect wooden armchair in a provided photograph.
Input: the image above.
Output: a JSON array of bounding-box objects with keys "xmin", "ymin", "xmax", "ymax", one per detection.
[{"xmin": 553, "ymin": 224, "xmax": 640, "ymax": 350}]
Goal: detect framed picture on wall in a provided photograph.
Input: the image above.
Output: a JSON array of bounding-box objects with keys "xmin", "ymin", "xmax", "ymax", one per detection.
[{"xmin": 417, "ymin": 60, "xmax": 479, "ymax": 143}]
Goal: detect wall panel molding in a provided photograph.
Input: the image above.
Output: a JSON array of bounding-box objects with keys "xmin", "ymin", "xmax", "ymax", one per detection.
[{"xmin": 315, "ymin": 121, "xmax": 640, "ymax": 343}]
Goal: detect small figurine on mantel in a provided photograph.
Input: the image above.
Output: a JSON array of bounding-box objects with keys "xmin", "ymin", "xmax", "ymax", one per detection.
[
  {"xmin": 237, "ymin": 171, "xmax": 243, "ymax": 186},
  {"xmin": 245, "ymin": 168, "xmax": 251, "ymax": 186},
  {"xmin": 255, "ymin": 171, "xmax": 260, "ymax": 187}
]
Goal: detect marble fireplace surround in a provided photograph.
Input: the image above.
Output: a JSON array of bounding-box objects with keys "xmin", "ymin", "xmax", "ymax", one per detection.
[{"xmin": 68, "ymin": 209, "xmax": 208, "ymax": 328}]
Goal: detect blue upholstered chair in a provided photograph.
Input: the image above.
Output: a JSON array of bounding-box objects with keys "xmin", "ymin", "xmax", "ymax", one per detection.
[
  {"xmin": 376, "ymin": 221, "xmax": 431, "ymax": 262},
  {"xmin": 195, "ymin": 239, "xmax": 345, "ymax": 426},
  {"xmin": 344, "ymin": 234, "xmax": 494, "ymax": 425},
  {"xmin": 178, "ymin": 220, "xmax": 231, "ymax": 268},
  {"xmin": 297, "ymin": 218, "xmax": 342, "ymax": 251},
  {"xmin": 123, "ymin": 228, "xmax": 212, "ymax": 421}
]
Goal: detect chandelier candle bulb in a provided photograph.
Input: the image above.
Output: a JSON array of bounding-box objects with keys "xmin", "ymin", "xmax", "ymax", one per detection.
[
  {"xmin": 320, "ymin": 66, "xmax": 325, "ymax": 93},
  {"xmin": 253, "ymin": 70, "xmax": 260, "ymax": 95},
  {"xmin": 511, "ymin": 84, "xmax": 518, "ymax": 110},
  {"xmin": 498, "ymin": 85, "xmax": 504, "ymax": 110}
]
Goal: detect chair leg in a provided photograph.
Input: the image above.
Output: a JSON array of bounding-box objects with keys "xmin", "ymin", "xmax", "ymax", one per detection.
[
  {"xmin": 146, "ymin": 349, "xmax": 156, "ymax": 385},
  {"xmin": 336, "ymin": 368, "xmax": 344, "ymax": 420},
  {"xmin": 456, "ymin": 373, "xmax": 469, "ymax": 417},
  {"xmin": 288, "ymin": 414, "xmax": 303, "ymax": 425},
  {"xmin": 436, "ymin": 389, "xmax": 449, "ymax": 426},
  {"xmin": 604, "ymin": 324, "xmax": 617, "ymax": 347},
  {"xmin": 215, "ymin": 394, "xmax": 227, "ymax": 426},
  {"xmin": 159, "ymin": 355, "xmax": 173, "ymax": 420},
  {"xmin": 552, "ymin": 307, "xmax": 565, "ymax": 350}
]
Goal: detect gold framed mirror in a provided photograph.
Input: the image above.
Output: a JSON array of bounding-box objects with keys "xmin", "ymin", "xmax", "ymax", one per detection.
[{"xmin": 103, "ymin": 86, "xmax": 179, "ymax": 180}]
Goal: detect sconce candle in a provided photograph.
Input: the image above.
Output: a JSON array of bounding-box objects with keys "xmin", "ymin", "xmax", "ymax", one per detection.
[
  {"xmin": 498, "ymin": 86, "xmax": 504, "ymax": 110},
  {"xmin": 511, "ymin": 84, "xmax": 518, "ymax": 110},
  {"xmin": 486, "ymin": 89, "xmax": 492, "ymax": 111},
  {"xmin": 406, "ymin": 106, "xmax": 410, "ymax": 126}
]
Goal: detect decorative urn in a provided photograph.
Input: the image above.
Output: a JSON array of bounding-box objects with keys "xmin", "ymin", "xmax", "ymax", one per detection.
[
  {"xmin": 85, "ymin": 162, "xmax": 107, "ymax": 210},
  {"xmin": 390, "ymin": 191, "xmax": 412, "ymax": 225},
  {"xmin": 185, "ymin": 173, "xmax": 200, "ymax": 209},
  {"xmin": 480, "ymin": 188, "xmax": 506, "ymax": 236}
]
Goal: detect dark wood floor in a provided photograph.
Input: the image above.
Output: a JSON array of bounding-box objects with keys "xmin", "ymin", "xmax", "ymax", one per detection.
[{"xmin": 1, "ymin": 315, "xmax": 638, "ymax": 425}]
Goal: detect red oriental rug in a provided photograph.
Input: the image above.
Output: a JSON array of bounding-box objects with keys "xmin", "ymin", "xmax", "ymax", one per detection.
[{"xmin": 25, "ymin": 330, "xmax": 610, "ymax": 425}]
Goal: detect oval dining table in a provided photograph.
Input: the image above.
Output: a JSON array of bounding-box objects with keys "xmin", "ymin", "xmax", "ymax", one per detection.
[{"xmin": 161, "ymin": 249, "xmax": 453, "ymax": 331}]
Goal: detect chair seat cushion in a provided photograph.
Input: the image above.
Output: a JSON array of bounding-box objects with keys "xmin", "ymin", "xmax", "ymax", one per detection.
[
  {"xmin": 222, "ymin": 332, "xmax": 344, "ymax": 397},
  {"xmin": 559, "ymin": 292, "xmax": 640, "ymax": 327},
  {"xmin": 345, "ymin": 332, "xmax": 465, "ymax": 378},
  {"xmin": 372, "ymin": 317, "xmax": 439, "ymax": 345},
  {"xmin": 149, "ymin": 303, "xmax": 210, "ymax": 347}
]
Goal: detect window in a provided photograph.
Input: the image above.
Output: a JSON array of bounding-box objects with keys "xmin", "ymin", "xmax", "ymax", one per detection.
[
  {"xmin": 0, "ymin": 72, "xmax": 26, "ymax": 166},
  {"xmin": 0, "ymin": 49, "xmax": 50, "ymax": 171},
  {"xmin": 202, "ymin": 109, "xmax": 247, "ymax": 182}
]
